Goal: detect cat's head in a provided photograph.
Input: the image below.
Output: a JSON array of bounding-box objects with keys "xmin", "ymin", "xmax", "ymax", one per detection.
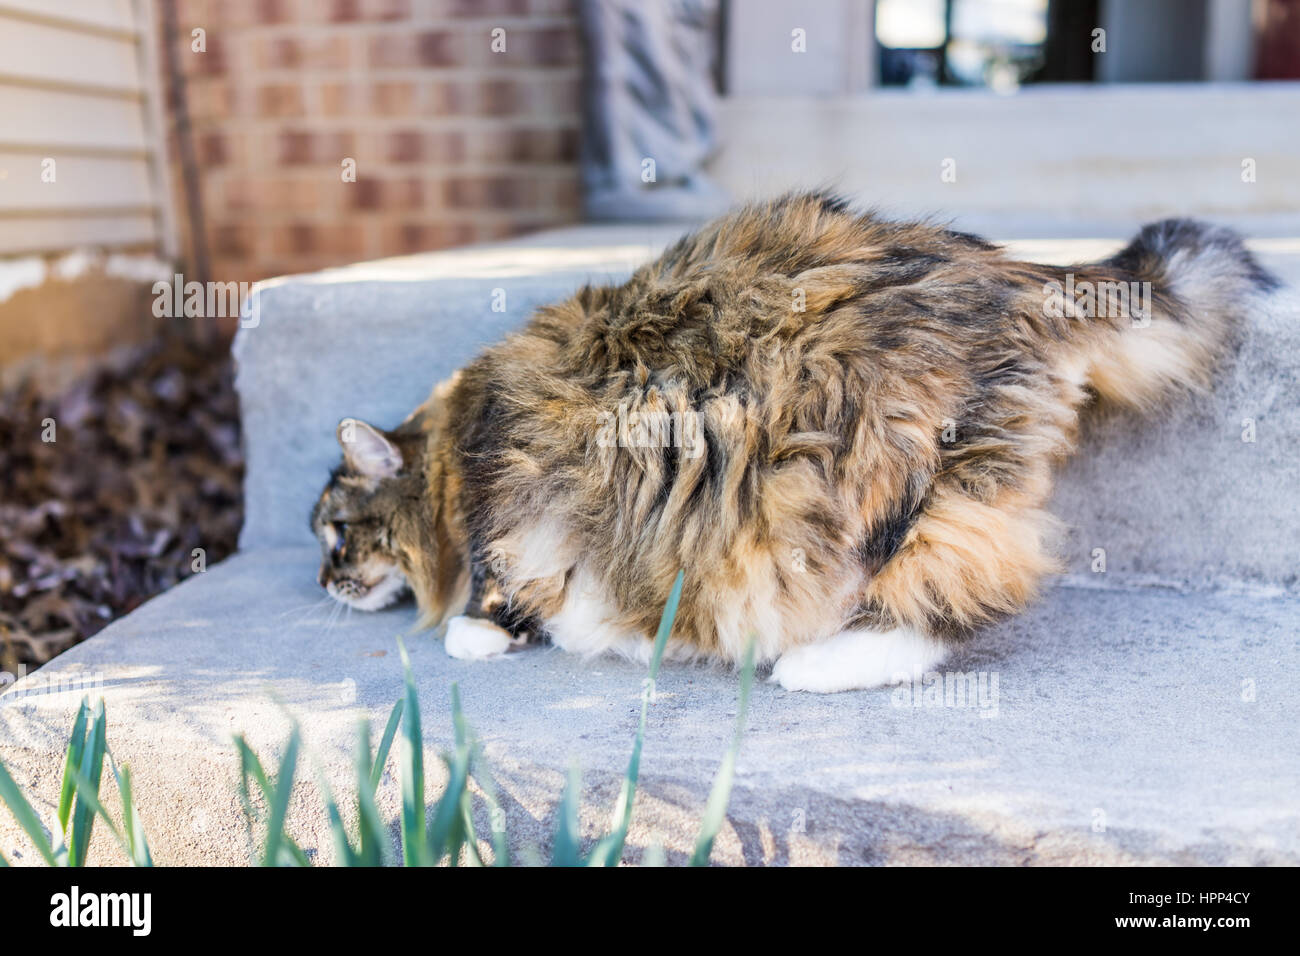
[{"xmin": 310, "ymin": 418, "xmax": 415, "ymax": 611}]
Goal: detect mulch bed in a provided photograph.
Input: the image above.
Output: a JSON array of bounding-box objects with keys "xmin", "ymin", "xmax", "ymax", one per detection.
[{"xmin": 0, "ymin": 336, "xmax": 243, "ymax": 676}]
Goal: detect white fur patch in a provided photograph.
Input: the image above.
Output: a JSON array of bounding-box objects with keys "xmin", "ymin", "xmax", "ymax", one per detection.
[
  {"xmin": 545, "ymin": 568, "xmax": 648, "ymax": 659},
  {"xmin": 771, "ymin": 626, "xmax": 947, "ymax": 693},
  {"xmin": 444, "ymin": 615, "xmax": 513, "ymax": 660},
  {"xmin": 497, "ymin": 516, "xmax": 575, "ymax": 583}
]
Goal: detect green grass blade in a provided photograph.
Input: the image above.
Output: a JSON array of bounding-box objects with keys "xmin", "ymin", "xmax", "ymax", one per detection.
[
  {"xmin": 473, "ymin": 764, "xmax": 510, "ymax": 867},
  {"xmin": 234, "ymin": 732, "xmax": 308, "ymax": 867},
  {"xmin": 262, "ymin": 724, "xmax": 300, "ymax": 867},
  {"xmin": 63, "ymin": 763, "xmax": 127, "ymax": 858},
  {"xmin": 395, "ymin": 637, "xmax": 426, "ymax": 866},
  {"xmin": 67, "ymin": 699, "xmax": 107, "ymax": 867},
  {"xmin": 369, "ymin": 699, "xmax": 403, "ymax": 792},
  {"xmin": 278, "ymin": 837, "xmax": 311, "ymax": 867},
  {"xmin": 432, "ymin": 684, "xmax": 476, "ymax": 865},
  {"xmin": 459, "ymin": 792, "xmax": 484, "ymax": 867},
  {"xmin": 550, "ymin": 764, "xmax": 583, "ymax": 866},
  {"xmin": 587, "ymin": 569, "xmax": 684, "ymax": 867},
  {"xmin": 108, "ymin": 754, "xmax": 152, "ymax": 867},
  {"xmin": 317, "ymin": 769, "xmax": 360, "ymax": 868},
  {"xmin": 450, "ymin": 684, "xmax": 469, "ymax": 749},
  {"xmin": 56, "ymin": 699, "xmax": 89, "ymax": 836},
  {"xmin": 428, "ymin": 747, "xmax": 472, "ymax": 864},
  {"xmin": 354, "ymin": 720, "xmax": 387, "ymax": 866},
  {"xmin": 234, "ymin": 735, "xmax": 270, "ymax": 861},
  {"xmin": 0, "ymin": 849, "xmax": 8, "ymax": 866},
  {"xmin": 0, "ymin": 759, "xmax": 59, "ymax": 866},
  {"xmin": 235, "ymin": 736, "xmax": 272, "ymax": 797},
  {"xmin": 689, "ymin": 639, "xmax": 757, "ymax": 867}
]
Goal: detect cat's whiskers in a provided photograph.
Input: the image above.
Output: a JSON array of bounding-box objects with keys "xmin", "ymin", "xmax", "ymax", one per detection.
[{"xmin": 279, "ymin": 596, "xmax": 336, "ymax": 629}]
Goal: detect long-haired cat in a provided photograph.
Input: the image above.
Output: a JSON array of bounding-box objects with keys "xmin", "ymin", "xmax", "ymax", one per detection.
[{"xmin": 311, "ymin": 192, "xmax": 1274, "ymax": 692}]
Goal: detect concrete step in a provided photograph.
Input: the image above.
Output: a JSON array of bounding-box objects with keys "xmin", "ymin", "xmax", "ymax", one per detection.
[
  {"xmin": 3, "ymin": 547, "xmax": 1297, "ymax": 865},
  {"xmin": 3, "ymin": 226, "xmax": 1298, "ymax": 866}
]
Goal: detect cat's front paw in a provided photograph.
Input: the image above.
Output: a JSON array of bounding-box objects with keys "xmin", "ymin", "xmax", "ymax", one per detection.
[
  {"xmin": 771, "ymin": 627, "xmax": 947, "ymax": 693},
  {"xmin": 444, "ymin": 615, "xmax": 513, "ymax": 660}
]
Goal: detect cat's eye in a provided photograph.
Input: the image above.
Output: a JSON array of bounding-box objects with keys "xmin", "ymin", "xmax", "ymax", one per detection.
[{"xmin": 331, "ymin": 522, "xmax": 347, "ymax": 560}]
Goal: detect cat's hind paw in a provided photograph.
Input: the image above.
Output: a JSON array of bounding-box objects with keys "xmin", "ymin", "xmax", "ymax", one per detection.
[
  {"xmin": 444, "ymin": 615, "xmax": 513, "ymax": 660},
  {"xmin": 771, "ymin": 626, "xmax": 947, "ymax": 693}
]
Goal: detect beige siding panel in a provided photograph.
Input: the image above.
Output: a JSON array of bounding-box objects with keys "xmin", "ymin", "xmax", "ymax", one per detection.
[
  {"xmin": 0, "ymin": 86, "xmax": 150, "ymax": 153},
  {"xmin": 0, "ymin": 153, "xmax": 154, "ymax": 210},
  {"xmin": 0, "ymin": 17, "xmax": 142, "ymax": 94},
  {"xmin": 0, "ymin": 1, "xmax": 138, "ymax": 35},
  {"xmin": 0, "ymin": 213, "xmax": 157, "ymax": 256}
]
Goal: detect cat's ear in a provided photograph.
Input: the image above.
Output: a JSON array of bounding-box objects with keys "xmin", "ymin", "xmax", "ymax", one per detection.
[{"xmin": 338, "ymin": 418, "xmax": 402, "ymax": 478}]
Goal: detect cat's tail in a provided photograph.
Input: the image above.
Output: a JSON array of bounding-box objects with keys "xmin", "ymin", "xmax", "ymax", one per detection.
[{"xmin": 1070, "ymin": 219, "xmax": 1277, "ymax": 413}]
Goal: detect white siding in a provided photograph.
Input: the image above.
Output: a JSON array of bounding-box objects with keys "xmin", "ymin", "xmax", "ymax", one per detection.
[{"xmin": 0, "ymin": 0, "xmax": 175, "ymax": 257}]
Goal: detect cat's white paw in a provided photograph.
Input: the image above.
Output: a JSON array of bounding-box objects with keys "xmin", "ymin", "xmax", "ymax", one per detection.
[
  {"xmin": 771, "ymin": 626, "xmax": 947, "ymax": 693},
  {"xmin": 444, "ymin": 615, "xmax": 513, "ymax": 660}
]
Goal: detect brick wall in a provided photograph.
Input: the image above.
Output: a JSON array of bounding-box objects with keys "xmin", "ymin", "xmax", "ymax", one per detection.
[{"xmin": 166, "ymin": 0, "xmax": 583, "ymax": 283}]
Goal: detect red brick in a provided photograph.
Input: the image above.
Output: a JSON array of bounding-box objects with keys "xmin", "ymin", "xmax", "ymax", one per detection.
[
  {"xmin": 428, "ymin": 130, "xmax": 467, "ymax": 163},
  {"xmin": 270, "ymin": 223, "xmax": 364, "ymax": 258},
  {"xmin": 223, "ymin": 179, "xmax": 254, "ymax": 210},
  {"xmin": 522, "ymin": 75, "xmax": 581, "ymax": 114},
  {"xmin": 515, "ymin": 26, "xmax": 581, "ymax": 67},
  {"xmin": 370, "ymin": 81, "xmax": 417, "ymax": 115},
  {"xmin": 444, "ymin": 175, "xmax": 537, "ymax": 209},
  {"xmin": 196, "ymin": 131, "xmax": 229, "ymax": 165},
  {"xmin": 368, "ymin": 33, "xmax": 416, "ymax": 67},
  {"xmin": 258, "ymin": 83, "xmax": 305, "ymax": 117},
  {"xmin": 477, "ymin": 219, "xmax": 530, "ymax": 241},
  {"xmin": 319, "ymin": 82, "xmax": 354, "ymax": 116},
  {"xmin": 527, "ymin": 0, "xmax": 578, "ymax": 14},
  {"xmin": 387, "ymin": 130, "xmax": 423, "ymax": 163},
  {"xmin": 331, "ymin": 0, "xmax": 362, "ymax": 20},
  {"xmin": 551, "ymin": 175, "xmax": 582, "ymax": 212},
  {"xmin": 346, "ymin": 177, "xmax": 424, "ymax": 210},
  {"xmin": 254, "ymin": 0, "xmax": 294, "ymax": 23},
  {"xmin": 256, "ymin": 35, "xmax": 350, "ymax": 70},
  {"xmin": 473, "ymin": 126, "xmax": 578, "ymax": 163},
  {"xmin": 188, "ymin": 34, "xmax": 227, "ymax": 76},
  {"xmin": 278, "ymin": 129, "xmax": 356, "ymax": 165},
  {"xmin": 384, "ymin": 221, "xmax": 477, "ymax": 253},
  {"xmin": 427, "ymin": 80, "xmax": 470, "ymax": 115},
  {"xmin": 447, "ymin": 0, "xmax": 527, "ymax": 16},
  {"xmin": 211, "ymin": 223, "xmax": 256, "ymax": 258},
  {"xmin": 392, "ymin": 177, "xmax": 425, "ymax": 207},
  {"xmin": 362, "ymin": 0, "xmax": 411, "ymax": 19},
  {"xmin": 416, "ymin": 30, "xmax": 463, "ymax": 67},
  {"xmin": 348, "ymin": 179, "xmax": 382, "ymax": 210},
  {"xmin": 187, "ymin": 80, "xmax": 235, "ymax": 120},
  {"xmin": 165, "ymin": 0, "xmax": 583, "ymax": 286},
  {"xmin": 287, "ymin": 178, "xmax": 334, "ymax": 211},
  {"xmin": 329, "ymin": 0, "xmax": 411, "ymax": 20},
  {"xmin": 479, "ymin": 79, "xmax": 520, "ymax": 115},
  {"xmin": 258, "ymin": 35, "xmax": 299, "ymax": 69}
]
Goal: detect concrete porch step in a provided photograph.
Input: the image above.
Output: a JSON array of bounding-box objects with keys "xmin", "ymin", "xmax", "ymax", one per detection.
[
  {"xmin": 3, "ymin": 224, "xmax": 1299, "ymax": 865},
  {"xmin": 2, "ymin": 547, "xmax": 1297, "ymax": 865}
]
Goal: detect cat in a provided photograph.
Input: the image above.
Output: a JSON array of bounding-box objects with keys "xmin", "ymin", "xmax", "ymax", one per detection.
[{"xmin": 311, "ymin": 191, "xmax": 1274, "ymax": 692}]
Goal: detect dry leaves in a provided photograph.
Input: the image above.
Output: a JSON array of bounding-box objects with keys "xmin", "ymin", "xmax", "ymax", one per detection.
[{"xmin": 0, "ymin": 336, "xmax": 243, "ymax": 674}]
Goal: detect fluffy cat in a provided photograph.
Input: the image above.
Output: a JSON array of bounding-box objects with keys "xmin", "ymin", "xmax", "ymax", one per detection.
[{"xmin": 311, "ymin": 192, "xmax": 1274, "ymax": 692}]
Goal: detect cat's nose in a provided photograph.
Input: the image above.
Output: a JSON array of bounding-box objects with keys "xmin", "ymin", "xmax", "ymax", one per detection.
[{"xmin": 317, "ymin": 566, "xmax": 331, "ymax": 588}]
